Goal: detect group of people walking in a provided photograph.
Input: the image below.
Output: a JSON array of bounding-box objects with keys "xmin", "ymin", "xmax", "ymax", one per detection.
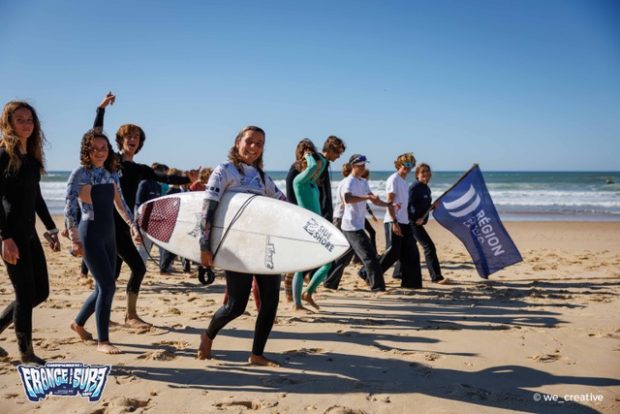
[{"xmin": 0, "ymin": 93, "xmax": 446, "ymax": 367}]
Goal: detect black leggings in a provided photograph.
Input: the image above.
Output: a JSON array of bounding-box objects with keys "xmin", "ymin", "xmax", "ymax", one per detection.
[
  {"xmin": 0, "ymin": 233, "xmax": 49, "ymax": 354},
  {"xmin": 114, "ymin": 218, "xmax": 146, "ymax": 294},
  {"xmin": 206, "ymin": 272, "xmax": 281, "ymax": 356},
  {"xmin": 412, "ymin": 224, "xmax": 443, "ymax": 281},
  {"xmin": 380, "ymin": 222, "xmax": 422, "ymax": 288}
]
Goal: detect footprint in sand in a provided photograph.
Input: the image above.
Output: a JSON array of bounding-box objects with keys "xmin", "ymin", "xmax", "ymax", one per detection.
[
  {"xmin": 336, "ymin": 330, "xmax": 357, "ymax": 336},
  {"xmin": 283, "ymin": 348, "xmax": 325, "ymax": 356},
  {"xmin": 166, "ymin": 307, "xmax": 182, "ymax": 315},
  {"xmin": 529, "ymin": 353, "xmax": 561, "ymax": 363},
  {"xmin": 424, "ymin": 352, "xmax": 442, "ymax": 361},
  {"xmin": 445, "ymin": 383, "xmax": 494, "ymax": 401},
  {"xmin": 215, "ymin": 398, "xmax": 278, "ymax": 410},
  {"xmin": 151, "ymin": 340, "xmax": 191, "ymax": 351},
  {"xmin": 137, "ymin": 350, "xmax": 176, "ymax": 361},
  {"xmin": 324, "ymin": 405, "xmax": 368, "ymax": 414},
  {"xmin": 105, "ymin": 396, "xmax": 150, "ymax": 412},
  {"xmin": 34, "ymin": 337, "xmax": 82, "ymax": 351}
]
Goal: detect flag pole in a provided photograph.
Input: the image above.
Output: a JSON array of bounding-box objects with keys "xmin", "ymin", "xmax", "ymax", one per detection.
[{"xmin": 419, "ymin": 163, "xmax": 479, "ymax": 222}]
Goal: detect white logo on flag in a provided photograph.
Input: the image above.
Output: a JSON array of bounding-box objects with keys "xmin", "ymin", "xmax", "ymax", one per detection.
[{"xmin": 442, "ymin": 185, "xmax": 481, "ymax": 217}]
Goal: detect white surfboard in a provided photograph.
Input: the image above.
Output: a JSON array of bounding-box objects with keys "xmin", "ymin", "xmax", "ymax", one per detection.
[{"xmin": 136, "ymin": 192, "xmax": 350, "ymax": 274}]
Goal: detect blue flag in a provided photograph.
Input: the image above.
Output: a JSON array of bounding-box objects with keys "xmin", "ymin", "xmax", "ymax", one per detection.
[{"xmin": 432, "ymin": 165, "xmax": 522, "ymax": 278}]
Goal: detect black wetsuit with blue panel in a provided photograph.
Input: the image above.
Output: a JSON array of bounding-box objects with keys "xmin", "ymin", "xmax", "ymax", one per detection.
[{"xmin": 65, "ymin": 166, "xmax": 133, "ymax": 342}]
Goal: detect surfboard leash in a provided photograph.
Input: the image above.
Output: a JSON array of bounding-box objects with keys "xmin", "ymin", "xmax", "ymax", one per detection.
[
  {"xmin": 133, "ymin": 218, "xmax": 163, "ymax": 269},
  {"xmin": 211, "ymin": 194, "xmax": 259, "ymax": 260}
]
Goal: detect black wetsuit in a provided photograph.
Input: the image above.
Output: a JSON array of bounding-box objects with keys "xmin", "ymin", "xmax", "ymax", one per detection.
[
  {"xmin": 0, "ymin": 150, "xmax": 55, "ymax": 355},
  {"xmin": 318, "ymin": 160, "xmax": 333, "ymax": 222},
  {"xmin": 94, "ymin": 108, "xmax": 190, "ymax": 291},
  {"xmin": 285, "ymin": 163, "xmax": 299, "ymax": 205},
  {"xmin": 409, "ymin": 181, "xmax": 443, "ymax": 282}
]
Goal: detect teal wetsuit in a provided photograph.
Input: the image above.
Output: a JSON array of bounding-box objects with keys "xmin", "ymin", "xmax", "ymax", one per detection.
[{"xmin": 292, "ymin": 154, "xmax": 331, "ymax": 306}]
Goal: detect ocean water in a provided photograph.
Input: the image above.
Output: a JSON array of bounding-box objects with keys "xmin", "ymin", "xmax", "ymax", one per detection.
[{"xmin": 41, "ymin": 170, "xmax": 620, "ymax": 221}]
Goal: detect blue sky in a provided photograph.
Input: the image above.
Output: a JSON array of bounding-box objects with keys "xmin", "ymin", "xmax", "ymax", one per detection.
[{"xmin": 1, "ymin": 0, "xmax": 619, "ymax": 171}]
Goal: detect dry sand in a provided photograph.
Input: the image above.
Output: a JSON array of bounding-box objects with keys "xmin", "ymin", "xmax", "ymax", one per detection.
[{"xmin": 0, "ymin": 218, "xmax": 619, "ymax": 413}]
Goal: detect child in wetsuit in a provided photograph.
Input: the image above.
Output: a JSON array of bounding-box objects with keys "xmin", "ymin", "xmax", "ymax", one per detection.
[
  {"xmin": 0, "ymin": 101, "xmax": 61, "ymax": 364},
  {"xmin": 66, "ymin": 129, "xmax": 140, "ymax": 354}
]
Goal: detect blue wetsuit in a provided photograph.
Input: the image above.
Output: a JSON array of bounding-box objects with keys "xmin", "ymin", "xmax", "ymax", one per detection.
[{"xmin": 65, "ymin": 166, "xmax": 133, "ymax": 342}]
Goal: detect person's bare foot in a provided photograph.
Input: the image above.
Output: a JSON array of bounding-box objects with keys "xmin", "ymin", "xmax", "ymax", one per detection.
[
  {"xmin": 293, "ymin": 305, "xmax": 313, "ymax": 314},
  {"xmin": 124, "ymin": 315, "xmax": 152, "ymax": 329},
  {"xmin": 20, "ymin": 353, "xmax": 46, "ymax": 365},
  {"xmin": 70, "ymin": 322, "xmax": 93, "ymax": 341},
  {"xmin": 248, "ymin": 354, "xmax": 280, "ymax": 367},
  {"xmin": 97, "ymin": 342, "xmax": 123, "ymax": 354},
  {"xmin": 196, "ymin": 332, "xmax": 212, "ymax": 360},
  {"xmin": 301, "ymin": 291, "xmax": 320, "ymax": 310}
]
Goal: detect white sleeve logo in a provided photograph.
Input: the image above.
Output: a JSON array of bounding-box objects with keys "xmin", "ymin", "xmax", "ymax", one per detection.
[{"xmin": 443, "ymin": 185, "xmax": 481, "ymax": 217}]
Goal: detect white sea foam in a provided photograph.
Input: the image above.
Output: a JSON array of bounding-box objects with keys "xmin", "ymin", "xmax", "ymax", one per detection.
[{"xmin": 42, "ymin": 174, "xmax": 620, "ymax": 219}]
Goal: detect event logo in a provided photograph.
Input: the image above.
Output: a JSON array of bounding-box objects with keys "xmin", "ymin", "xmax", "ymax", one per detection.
[
  {"xmin": 18, "ymin": 362, "xmax": 111, "ymax": 402},
  {"xmin": 303, "ymin": 218, "xmax": 335, "ymax": 252},
  {"xmin": 442, "ymin": 185, "xmax": 481, "ymax": 218}
]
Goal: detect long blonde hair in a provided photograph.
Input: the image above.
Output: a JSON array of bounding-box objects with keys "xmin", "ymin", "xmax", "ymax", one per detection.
[{"xmin": 0, "ymin": 101, "xmax": 46, "ymax": 175}]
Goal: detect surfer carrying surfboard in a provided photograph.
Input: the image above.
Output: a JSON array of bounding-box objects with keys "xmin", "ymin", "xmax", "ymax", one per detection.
[{"xmin": 197, "ymin": 126, "xmax": 286, "ymax": 367}]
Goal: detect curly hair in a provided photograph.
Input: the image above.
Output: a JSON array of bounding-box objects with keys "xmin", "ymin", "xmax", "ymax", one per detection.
[
  {"xmin": 227, "ymin": 126, "xmax": 265, "ymax": 170},
  {"xmin": 394, "ymin": 152, "xmax": 416, "ymax": 170},
  {"xmin": 80, "ymin": 128, "xmax": 120, "ymax": 172},
  {"xmin": 0, "ymin": 101, "xmax": 46, "ymax": 175},
  {"xmin": 116, "ymin": 124, "xmax": 146, "ymax": 154},
  {"xmin": 322, "ymin": 135, "xmax": 346, "ymax": 153},
  {"xmin": 294, "ymin": 138, "xmax": 318, "ymax": 172}
]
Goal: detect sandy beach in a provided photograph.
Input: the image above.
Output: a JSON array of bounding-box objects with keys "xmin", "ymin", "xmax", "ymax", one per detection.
[{"xmin": 0, "ymin": 218, "xmax": 619, "ymax": 413}]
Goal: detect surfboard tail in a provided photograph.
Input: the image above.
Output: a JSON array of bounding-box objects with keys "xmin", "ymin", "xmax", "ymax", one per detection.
[{"xmin": 137, "ymin": 197, "xmax": 181, "ymax": 243}]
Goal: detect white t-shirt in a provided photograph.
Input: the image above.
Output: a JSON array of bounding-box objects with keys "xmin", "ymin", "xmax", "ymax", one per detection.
[
  {"xmin": 340, "ymin": 176, "xmax": 371, "ymax": 231},
  {"xmin": 333, "ymin": 179, "xmax": 347, "ymax": 220},
  {"xmin": 384, "ymin": 172, "xmax": 410, "ymax": 224}
]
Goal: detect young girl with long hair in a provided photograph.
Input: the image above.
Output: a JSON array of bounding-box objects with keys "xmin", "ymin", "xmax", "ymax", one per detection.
[{"xmin": 0, "ymin": 101, "xmax": 61, "ymax": 364}]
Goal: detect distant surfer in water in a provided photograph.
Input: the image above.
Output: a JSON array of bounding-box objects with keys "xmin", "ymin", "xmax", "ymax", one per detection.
[{"xmin": 198, "ymin": 126, "xmax": 286, "ymax": 367}]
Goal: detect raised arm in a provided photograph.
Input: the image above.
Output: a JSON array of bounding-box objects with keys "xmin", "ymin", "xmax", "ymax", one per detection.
[{"xmin": 93, "ymin": 92, "xmax": 115, "ymax": 129}]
